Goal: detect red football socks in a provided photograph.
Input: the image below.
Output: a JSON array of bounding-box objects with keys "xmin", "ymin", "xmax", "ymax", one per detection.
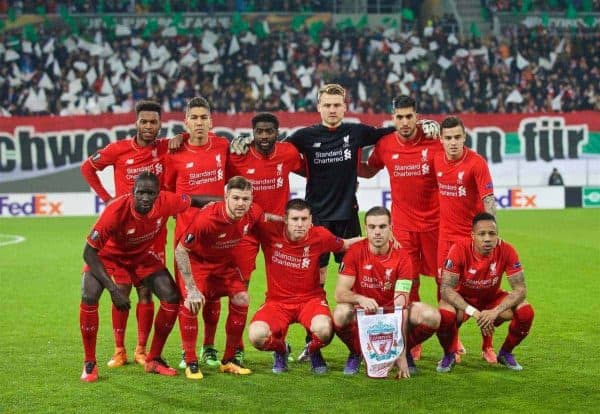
[
  {"xmin": 501, "ymin": 304, "xmax": 534, "ymax": 353},
  {"xmin": 111, "ymin": 305, "xmax": 128, "ymax": 348},
  {"xmin": 178, "ymin": 306, "xmax": 199, "ymax": 363},
  {"xmin": 334, "ymin": 321, "xmax": 361, "ymax": 355},
  {"xmin": 202, "ymin": 299, "xmax": 220, "ymax": 347},
  {"xmin": 146, "ymin": 302, "xmax": 179, "ymax": 361},
  {"xmin": 136, "ymin": 302, "xmax": 154, "ymax": 348},
  {"xmin": 222, "ymin": 302, "xmax": 248, "ymax": 362},
  {"xmin": 437, "ymin": 309, "xmax": 458, "ymax": 354},
  {"xmin": 80, "ymin": 303, "xmax": 99, "ymax": 362}
]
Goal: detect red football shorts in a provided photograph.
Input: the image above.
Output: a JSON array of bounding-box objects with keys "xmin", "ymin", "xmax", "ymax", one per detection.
[
  {"xmin": 83, "ymin": 250, "xmax": 165, "ymax": 286},
  {"xmin": 251, "ymin": 296, "xmax": 332, "ymax": 335},
  {"xmin": 178, "ymin": 260, "xmax": 247, "ymax": 301},
  {"xmin": 393, "ymin": 228, "xmax": 439, "ymax": 278},
  {"xmin": 234, "ymin": 235, "xmax": 259, "ymax": 281}
]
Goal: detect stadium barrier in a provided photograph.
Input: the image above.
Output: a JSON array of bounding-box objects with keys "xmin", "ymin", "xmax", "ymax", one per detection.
[{"xmin": 2, "ymin": 186, "xmax": 598, "ymax": 217}]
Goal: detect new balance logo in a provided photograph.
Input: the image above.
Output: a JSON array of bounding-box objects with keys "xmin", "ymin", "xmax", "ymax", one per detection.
[
  {"xmin": 126, "ymin": 159, "xmax": 134, "ymax": 165},
  {"xmin": 186, "ymin": 162, "xmax": 194, "ymax": 168},
  {"xmin": 468, "ymin": 268, "xmax": 477, "ymax": 274},
  {"xmin": 392, "ymin": 154, "xmax": 399, "ymax": 160},
  {"xmin": 127, "ymin": 228, "xmax": 135, "ymax": 234},
  {"xmin": 312, "ymin": 142, "xmax": 322, "ymax": 148},
  {"xmin": 246, "ymin": 168, "xmax": 255, "ymax": 174},
  {"xmin": 218, "ymin": 233, "xmax": 227, "ymax": 238},
  {"xmin": 363, "ymin": 264, "xmax": 373, "ymax": 270}
]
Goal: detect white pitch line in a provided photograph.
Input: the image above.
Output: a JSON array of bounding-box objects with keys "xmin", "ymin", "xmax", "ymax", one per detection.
[{"xmin": 0, "ymin": 234, "xmax": 26, "ymax": 247}]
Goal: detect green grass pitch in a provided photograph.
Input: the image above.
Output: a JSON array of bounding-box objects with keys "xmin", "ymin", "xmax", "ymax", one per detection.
[{"xmin": 1, "ymin": 209, "xmax": 599, "ymax": 413}]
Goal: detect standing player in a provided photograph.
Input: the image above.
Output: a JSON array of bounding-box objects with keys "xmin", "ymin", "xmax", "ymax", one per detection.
[
  {"xmin": 333, "ymin": 207, "xmax": 440, "ymax": 377},
  {"xmin": 436, "ymin": 213, "xmax": 534, "ymax": 373},
  {"xmin": 174, "ymin": 176, "xmax": 264, "ymax": 379},
  {"xmin": 247, "ymin": 199, "xmax": 361, "ymax": 374},
  {"xmin": 162, "ymin": 96, "xmax": 229, "ymax": 369},
  {"xmin": 434, "ymin": 116, "xmax": 498, "ymax": 363},
  {"xmin": 361, "ymin": 95, "xmax": 442, "ymax": 360},
  {"xmin": 80, "ymin": 99, "xmax": 178, "ymax": 368},
  {"xmin": 79, "ymin": 172, "xmax": 212, "ymax": 382}
]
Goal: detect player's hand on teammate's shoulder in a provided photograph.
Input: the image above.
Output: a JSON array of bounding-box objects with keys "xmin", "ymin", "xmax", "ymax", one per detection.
[
  {"xmin": 230, "ymin": 133, "xmax": 253, "ymax": 155},
  {"xmin": 417, "ymin": 119, "xmax": 440, "ymax": 139},
  {"xmin": 168, "ymin": 132, "xmax": 187, "ymax": 152},
  {"xmin": 108, "ymin": 287, "xmax": 130, "ymax": 311}
]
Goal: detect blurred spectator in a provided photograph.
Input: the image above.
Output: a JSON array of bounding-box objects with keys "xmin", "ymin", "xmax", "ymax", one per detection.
[
  {"xmin": 0, "ymin": 10, "xmax": 598, "ymax": 116},
  {"xmin": 548, "ymin": 167, "xmax": 564, "ymax": 185}
]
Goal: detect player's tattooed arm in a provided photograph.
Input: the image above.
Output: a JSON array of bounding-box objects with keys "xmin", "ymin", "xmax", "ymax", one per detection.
[
  {"xmin": 483, "ymin": 195, "xmax": 497, "ymax": 216},
  {"xmin": 174, "ymin": 242, "xmax": 204, "ymax": 314},
  {"xmin": 83, "ymin": 244, "xmax": 130, "ymax": 310},
  {"xmin": 440, "ymin": 271, "xmax": 471, "ymax": 312},
  {"xmin": 495, "ymin": 271, "xmax": 527, "ymax": 314}
]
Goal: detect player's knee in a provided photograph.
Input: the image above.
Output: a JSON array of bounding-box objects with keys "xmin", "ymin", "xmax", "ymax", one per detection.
[
  {"xmin": 248, "ymin": 322, "xmax": 270, "ymax": 349},
  {"xmin": 516, "ymin": 303, "xmax": 534, "ymax": 324},
  {"xmin": 160, "ymin": 286, "xmax": 180, "ymax": 304},
  {"xmin": 136, "ymin": 285, "xmax": 153, "ymax": 303},
  {"xmin": 81, "ymin": 288, "xmax": 100, "ymax": 305},
  {"xmin": 419, "ymin": 305, "xmax": 441, "ymax": 329},
  {"xmin": 332, "ymin": 305, "xmax": 353, "ymax": 327},
  {"xmin": 231, "ymin": 291, "xmax": 249, "ymax": 307},
  {"xmin": 311, "ymin": 316, "xmax": 333, "ymax": 342}
]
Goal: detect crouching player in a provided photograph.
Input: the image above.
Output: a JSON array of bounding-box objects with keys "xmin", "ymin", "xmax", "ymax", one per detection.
[
  {"xmin": 436, "ymin": 212, "xmax": 534, "ymax": 373},
  {"xmin": 79, "ymin": 172, "xmax": 212, "ymax": 382},
  {"xmin": 333, "ymin": 207, "xmax": 440, "ymax": 377},
  {"xmin": 247, "ymin": 199, "xmax": 362, "ymax": 374}
]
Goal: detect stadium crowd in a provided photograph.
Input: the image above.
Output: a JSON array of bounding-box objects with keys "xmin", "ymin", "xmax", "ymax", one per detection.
[
  {"xmin": 484, "ymin": 0, "xmax": 600, "ymax": 13},
  {"xmin": 1, "ymin": 6, "xmax": 599, "ymax": 116}
]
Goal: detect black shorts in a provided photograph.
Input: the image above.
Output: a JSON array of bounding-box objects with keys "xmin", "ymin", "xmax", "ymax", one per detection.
[{"xmin": 314, "ymin": 215, "xmax": 361, "ymax": 268}]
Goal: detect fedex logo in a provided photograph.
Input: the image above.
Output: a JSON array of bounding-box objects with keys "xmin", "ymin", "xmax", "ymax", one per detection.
[
  {"xmin": 495, "ymin": 188, "xmax": 537, "ymax": 208},
  {"xmin": 0, "ymin": 194, "xmax": 63, "ymax": 216}
]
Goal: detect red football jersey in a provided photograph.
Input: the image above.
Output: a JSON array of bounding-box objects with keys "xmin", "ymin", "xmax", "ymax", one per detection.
[
  {"xmin": 180, "ymin": 201, "xmax": 264, "ymax": 271},
  {"xmin": 434, "ymin": 148, "xmax": 494, "ymax": 241},
  {"xmin": 255, "ymin": 222, "xmax": 344, "ymax": 303},
  {"xmin": 87, "ymin": 191, "xmax": 191, "ymax": 258},
  {"xmin": 339, "ymin": 239, "xmax": 413, "ymax": 308},
  {"xmin": 443, "ymin": 238, "xmax": 523, "ymax": 304},
  {"xmin": 368, "ymin": 130, "xmax": 441, "ymax": 232},
  {"xmin": 227, "ymin": 142, "xmax": 303, "ymax": 216},
  {"xmin": 86, "ymin": 137, "xmax": 170, "ymax": 198},
  {"xmin": 164, "ymin": 133, "xmax": 229, "ymax": 239}
]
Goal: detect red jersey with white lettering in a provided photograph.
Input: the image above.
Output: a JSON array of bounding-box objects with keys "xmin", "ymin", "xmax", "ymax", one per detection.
[
  {"xmin": 86, "ymin": 137, "xmax": 170, "ymax": 199},
  {"xmin": 368, "ymin": 129, "xmax": 441, "ymax": 232},
  {"xmin": 227, "ymin": 142, "xmax": 303, "ymax": 216},
  {"xmin": 164, "ymin": 133, "xmax": 229, "ymax": 239},
  {"xmin": 180, "ymin": 201, "xmax": 264, "ymax": 272},
  {"xmin": 255, "ymin": 221, "xmax": 344, "ymax": 303},
  {"xmin": 434, "ymin": 148, "xmax": 494, "ymax": 241},
  {"xmin": 87, "ymin": 191, "xmax": 191, "ymax": 258},
  {"xmin": 339, "ymin": 240, "xmax": 413, "ymax": 308},
  {"xmin": 443, "ymin": 238, "xmax": 522, "ymax": 304}
]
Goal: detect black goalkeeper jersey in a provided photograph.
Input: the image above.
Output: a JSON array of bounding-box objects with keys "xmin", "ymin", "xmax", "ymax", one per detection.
[{"xmin": 287, "ymin": 123, "xmax": 394, "ymax": 221}]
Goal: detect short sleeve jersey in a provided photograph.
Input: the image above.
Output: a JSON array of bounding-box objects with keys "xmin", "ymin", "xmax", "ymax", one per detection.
[
  {"xmin": 227, "ymin": 142, "xmax": 303, "ymax": 216},
  {"xmin": 87, "ymin": 191, "xmax": 191, "ymax": 259},
  {"xmin": 163, "ymin": 133, "xmax": 229, "ymax": 238},
  {"xmin": 339, "ymin": 239, "xmax": 413, "ymax": 307},
  {"xmin": 368, "ymin": 129, "xmax": 442, "ymax": 232},
  {"xmin": 163, "ymin": 133, "xmax": 228, "ymax": 196},
  {"xmin": 255, "ymin": 222, "xmax": 344, "ymax": 303},
  {"xmin": 434, "ymin": 148, "xmax": 494, "ymax": 240},
  {"xmin": 181, "ymin": 201, "xmax": 264, "ymax": 269},
  {"xmin": 287, "ymin": 123, "xmax": 394, "ymax": 221},
  {"xmin": 443, "ymin": 238, "xmax": 523, "ymax": 304},
  {"xmin": 88, "ymin": 137, "xmax": 170, "ymax": 196}
]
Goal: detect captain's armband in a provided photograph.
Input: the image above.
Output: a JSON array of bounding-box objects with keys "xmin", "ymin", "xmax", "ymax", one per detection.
[{"xmin": 395, "ymin": 279, "xmax": 412, "ymax": 293}]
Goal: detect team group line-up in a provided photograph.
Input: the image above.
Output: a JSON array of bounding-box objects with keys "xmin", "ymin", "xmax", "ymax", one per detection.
[{"xmin": 78, "ymin": 83, "xmax": 534, "ymax": 382}]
